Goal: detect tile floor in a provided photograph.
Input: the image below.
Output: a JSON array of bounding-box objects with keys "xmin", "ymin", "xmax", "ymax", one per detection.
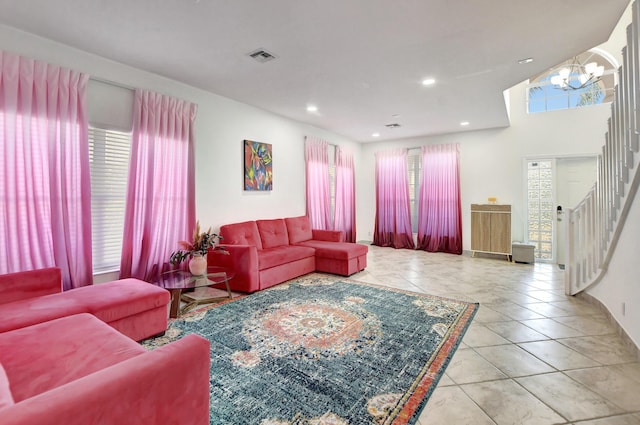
[{"xmin": 351, "ymin": 245, "xmax": 640, "ymax": 425}]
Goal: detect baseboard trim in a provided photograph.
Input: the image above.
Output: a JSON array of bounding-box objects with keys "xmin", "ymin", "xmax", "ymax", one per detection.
[{"xmin": 576, "ymin": 292, "xmax": 640, "ymax": 361}]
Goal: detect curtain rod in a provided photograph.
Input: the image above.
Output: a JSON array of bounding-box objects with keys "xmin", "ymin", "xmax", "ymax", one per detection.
[{"xmin": 89, "ymin": 76, "xmax": 136, "ymax": 92}]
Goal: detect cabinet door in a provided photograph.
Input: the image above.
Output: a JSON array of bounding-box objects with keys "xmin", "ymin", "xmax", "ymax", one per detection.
[
  {"xmin": 471, "ymin": 212, "xmax": 491, "ymax": 251},
  {"xmin": 490, "ymin": 213, "xmax": 511, "ymax": 254}
]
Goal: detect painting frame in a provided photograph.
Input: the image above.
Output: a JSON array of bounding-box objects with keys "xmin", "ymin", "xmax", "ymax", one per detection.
[{"xmin": 244, "ymin": 139, "xmax": 273, "ymax": 191}]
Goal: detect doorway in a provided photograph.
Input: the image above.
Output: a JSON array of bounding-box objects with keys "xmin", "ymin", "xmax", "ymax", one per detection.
[
  {"xmin": 525, "ymin": 157, "xmax": 597, "ymax": 264},
  {"xmin": 555, "ymin": 156, "xmax": 598, "ymax": 266}
]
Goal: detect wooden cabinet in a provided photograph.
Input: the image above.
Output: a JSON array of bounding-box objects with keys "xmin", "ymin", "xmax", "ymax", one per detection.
[{"xmin": 471, "ymin": 204, "xmax": 511, "ymax": 259}]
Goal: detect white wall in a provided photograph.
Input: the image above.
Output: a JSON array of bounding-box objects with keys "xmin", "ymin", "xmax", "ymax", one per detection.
[
  {"xmin": 588, "ymin": 190, "xmax": 640, "ymax": 347},
  {"xmin": 356, "ymin": 83, "xmax": 610, "ymax": 247},
  {"xmin": 0, "ymin": 24, "xmax": 359, "ymax": 234}
]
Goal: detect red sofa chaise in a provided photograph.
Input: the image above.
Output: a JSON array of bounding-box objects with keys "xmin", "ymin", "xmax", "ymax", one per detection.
[
  {"xmin": 208, "ymin": 215, "xmax": 368, "ymax": 293},
  {"xmin": 0, "ymin": 313, "xmax": 210, "ymax": 425},
  {"xmin": 0, "ymin": 267, "xmax": 170, "ymax": 341}
]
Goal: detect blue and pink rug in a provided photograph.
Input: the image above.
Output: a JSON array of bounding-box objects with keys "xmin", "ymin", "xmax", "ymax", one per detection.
[{"xmin": 143, "ymin": 274, "xmax": 478, "ymax": 424}]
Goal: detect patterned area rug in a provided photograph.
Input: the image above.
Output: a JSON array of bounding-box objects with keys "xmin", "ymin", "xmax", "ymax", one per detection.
[{"xmin": 143, "ymin": 274, "xmax": 478, "ymax": 425}]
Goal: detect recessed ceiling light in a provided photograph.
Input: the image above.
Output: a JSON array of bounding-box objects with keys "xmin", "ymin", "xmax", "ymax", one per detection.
[
  {"xmin": 460, "ymin": 121, "xmax": 470, "ymax": 126},
  {"xmin": 518, "ymin": 57, "xmax": 534, "ymax": 64},
  {"xmin": 372, "ymin": 133, "xmax": 380, "ymax": 138},
  {"xmin": 422, "ymin": 78, "xmax": 436, "ymax": 86},
  {"xmin": 306, "ymin": 105, "xmax": 318, "ymax": 113}
]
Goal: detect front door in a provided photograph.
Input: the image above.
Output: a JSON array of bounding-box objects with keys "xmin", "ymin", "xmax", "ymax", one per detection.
[{"xmin": 555, "ymin": 156, "xmax": 598, "ymax": 266}]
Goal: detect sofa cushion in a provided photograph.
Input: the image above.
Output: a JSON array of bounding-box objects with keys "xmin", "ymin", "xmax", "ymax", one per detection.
[
  {"xmin": 0, "ymin": 362, "xmax": 14, "ymax": 409},
  {"xmin": 284, "ymin": 216, "xmax": 313, "ymax": 244},
  {"xmin": 296, "ymin": 240, "xmax": 368, "ymax": 260},
  {"xmin": 258, "ymin": 246, "xmax": 316, "ymax": 270},
  {"xmin": 257, "ymin": 219, "xmax": 290, "ymax": 249},
  {"xmin": 220, "ymin": 221, "xmax": 263, "ymax": 250},
  {"xmin": 0, "ymin": 295, "xmax": 88, "ymax": 335},
  {"xmin": 0, "ymin": 313, "xmax": 146, "ymax": 403}
]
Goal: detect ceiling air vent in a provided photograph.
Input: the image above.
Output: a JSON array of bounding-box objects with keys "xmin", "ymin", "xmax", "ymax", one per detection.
[
  {"xmin": 385, "ymin": 123, "xmax": 401, "ymax": 129},
  {"xmin": 248, "ymin": 49, "xmax": 278, "ymax": 63}
]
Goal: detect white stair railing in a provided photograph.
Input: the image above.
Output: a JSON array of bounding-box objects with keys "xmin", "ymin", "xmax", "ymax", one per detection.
[{"xmin": 566, "ymin": 0, "xmax": 640, "ymax": 295}]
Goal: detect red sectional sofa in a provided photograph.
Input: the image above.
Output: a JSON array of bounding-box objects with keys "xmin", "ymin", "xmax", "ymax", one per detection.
[
  {"xmin": 0, "ymin": 313, "xmax": 210, "ymax": 425},
  {"xmin": 208, "ymin": 215, "xmax": 368, "ymax": 293},
  {"xmin": 0, "ymin": 267, "xmax": 170, "ymax": 342}
]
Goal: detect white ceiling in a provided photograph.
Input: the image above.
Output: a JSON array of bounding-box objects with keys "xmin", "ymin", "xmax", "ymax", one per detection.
[{"xmin": 0, "ymin": 0, "xmax": 630, "ymax": 142}]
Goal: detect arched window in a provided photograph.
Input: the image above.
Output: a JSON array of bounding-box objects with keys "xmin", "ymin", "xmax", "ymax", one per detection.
[{"xmin": 527, "ymin": 49, "xmax": 617, "ymax": 113}]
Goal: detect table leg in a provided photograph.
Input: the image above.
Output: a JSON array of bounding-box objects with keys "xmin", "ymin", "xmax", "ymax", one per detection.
[
  {"xmin": 169, "ymin": 288, "xmax": 182, "ymax": 318},
  {"xmin": 223, "ymin": 274, "xmax": 233, "ymax": 300}
]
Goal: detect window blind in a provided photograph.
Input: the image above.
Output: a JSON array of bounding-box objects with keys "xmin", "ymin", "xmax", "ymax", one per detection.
[
  {"xmin": 407, "ymin": 149, "xmax": 421, "ymax": 233},
  {"xmin": 88, "ymin": 127, "xmax": 131, "ymax": 273}
]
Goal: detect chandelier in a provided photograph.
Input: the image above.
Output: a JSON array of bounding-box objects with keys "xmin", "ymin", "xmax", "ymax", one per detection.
[{"xmin": 550, "ymin": 59, "xmax": 604, "ymax": 90}]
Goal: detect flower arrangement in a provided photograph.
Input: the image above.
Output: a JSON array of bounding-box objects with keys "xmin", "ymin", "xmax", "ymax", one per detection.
[{"xmin": 169, "ymin": 221, "xmax": 225, "ymax": 265}]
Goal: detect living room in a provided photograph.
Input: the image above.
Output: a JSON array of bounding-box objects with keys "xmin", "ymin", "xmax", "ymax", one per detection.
[{"xmin": 1, "ymin": 1, "xmax": 639, "ymax": 424}]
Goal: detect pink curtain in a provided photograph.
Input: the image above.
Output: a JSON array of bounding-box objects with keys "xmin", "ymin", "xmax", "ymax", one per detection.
[
  {"xmin": 305, "ymin": 136, "xmax": 331, "ymax": 230},
  {"xmin": 373, "ymin": 149, "xmax": 415, "ymax": 249},
  {"xmin": 0, "ymin": 51, "xmax": 92, "ymax": 290},
  {"xmin": 334, "ymin": 146, "xmax": 356, "ymax": 242},
  {"xmin": 417, "ymin": 144, "xmax": 462, "ymax": 254},
  {"xmin": 120, "ymin": 90, "xmax": 196, "ymax": 281}
]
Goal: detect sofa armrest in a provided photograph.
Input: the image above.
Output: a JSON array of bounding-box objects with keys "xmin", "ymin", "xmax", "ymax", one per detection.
[
  {"xmin": 312, "ymin": 229, "xmax": 345, "ymax": 243},
  {"xmin": 0, "ymin": 268, "xmax": 62, "ymax": 305},
  {"xmin": 1, "ymin": 334, "xmax": 211, "ymax": 425},
  {"xmin": 208, "ymin": 245, "xmax": 260, "ymax": 293}
]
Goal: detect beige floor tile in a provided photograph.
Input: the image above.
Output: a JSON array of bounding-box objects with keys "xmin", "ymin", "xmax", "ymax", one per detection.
[
  {"xmin": 518, "ymin": 340, "xmax": 600, "ymax": 370},
  {"xmin": 565, "ymin": 366, "xmax": 640, "ymax": 411},
  {"xmin": 522, "ymin": 302, "xmax": 574, "ymax": 318},
  {"xmin": 520, "ymin": 318, "xmax": 585, "ymax": 339},
  {"xmin": 495, "ymin": 291, "xmax": 547, "ymax": 305},
  {"xmin": 444, "ymin": 348, "xmax": 508, "ymax": 384},
  {"xmin": 550, "ymin": 300, "xmax": 603, "ymax": 316},
  {"xmin": 485, "ymin": 321, "xmax": 549, "ymax": 343},
  {"xmin": 461, "ymin": 379, "xmax": 565, "ymax": 425},
  {"xmin": 435, "ymin": 373, "xmax": 455, "ymax": 387},
  {"xmin": 484, "ymin": 302, "xmax": 546, "ymax": 321},
  {"xmin": 419, "ymin": 386, "xmax": 495, "ymax": 425},
  {"xmin": 559, "ymin": 335, "xmax": 638, "ymax": 365},
  {"xmin": 523, "ymin": 290, "xmax": 569, "ymax": 303},
  {"xmin": 610, "ymin": 363, "xmax": 640, "ymax": 384},
  {"xmin": 473, "ymin": 305, "xmax": 513, "ymax": 323},
  {"xmin": 574, "ymin": 414, "xmax": 640, "ymax": 425},
  {"xmin": 475, "ymin": 344, "xmax": 555, "ymax": 377},
  {"xmin": 516, "ymin": 372, "xmax": 625, "ymax": 422},
  {"xmin": 553, "ymin": 315, "xmax": 617, "ymax": 336},
  {"xmin": 462, "ymin": 323, "xmax": 511, "ymax": 347}
]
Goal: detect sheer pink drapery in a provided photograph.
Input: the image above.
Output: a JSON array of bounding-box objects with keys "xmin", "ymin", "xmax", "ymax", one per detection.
[
  {"xmin": 0, "ymin": 51, "xmax": 92, "ymax": 290},
  {"xmin": 417, "ymin": 144, "xmax": 462, "ymax": 254},
  {"xmin": 373, "ymin": 149, "xmax": 415, "ymax": 249},
  {"xmin": 120, "ymin": 90, "xmax": 196, "ymax": 281},
  {"xmin": 305, "ymin": 136, "xmax": 331, "ymax": 230},
  {"xmin": 334, "ymin": 147, "xmax": 356, "ymax": 242}
]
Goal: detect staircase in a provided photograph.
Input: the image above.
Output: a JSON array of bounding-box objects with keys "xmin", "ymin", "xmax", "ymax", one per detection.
[{"xmin": 566, "ymin": 0, "xmax": 640, "ymax": 295}]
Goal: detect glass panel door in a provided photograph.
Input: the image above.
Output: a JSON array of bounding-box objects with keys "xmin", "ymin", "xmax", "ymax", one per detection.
[{"xmin": 527, "ymin": 160, "xmax": 554, "ymax": 260}]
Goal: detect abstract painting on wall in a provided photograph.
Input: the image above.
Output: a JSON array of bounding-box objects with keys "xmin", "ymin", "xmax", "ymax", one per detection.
[{"xmin": 244, "ymin": 140, "xmax": 273, "ymax": 191}]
